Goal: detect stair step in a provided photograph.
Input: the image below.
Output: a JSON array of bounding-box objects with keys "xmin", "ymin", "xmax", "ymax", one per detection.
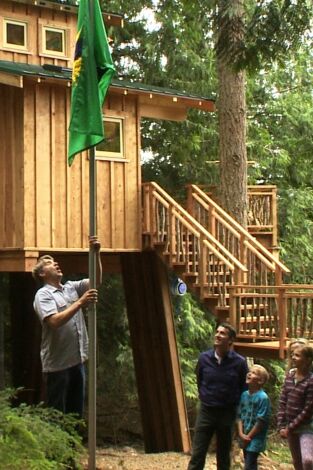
[
  {"xmin": 193, "ymin": 283, "xmax": 232, "ymax": 289},
  {"xmin": 154, "ymin": 242, "xmax": 167, "ymax": 254},
  {"xmin": 237, "ymin": 332, "xmax": 277, "ymax": 340},
  {"xmin": 239, "ymin": 314, "xmax": 277, "ymax": 321},
  {"xmin": 183, "ymin": 272, "xmax": 198, "ymax": 282},
  {"xmin": 238, "ymin": 303, "xmax": 270, "ymax": 310},
  {"xmin": 172, "ymin": 262, "xmax": 188, "ymax": 275}
]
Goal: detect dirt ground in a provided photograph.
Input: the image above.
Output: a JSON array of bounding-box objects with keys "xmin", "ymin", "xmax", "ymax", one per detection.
[{"xmin": 81, "ymin": 445, "xmax": 294, "ymax": 470}]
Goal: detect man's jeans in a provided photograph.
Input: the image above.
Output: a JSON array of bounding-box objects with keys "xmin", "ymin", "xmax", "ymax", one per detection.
[
  {"xmin": 45, "ymin": 363, "xmax": 85, "ymax": 417},
  {"xmin": 188, "ymin": 402, "xmax": 236, "ymax": 470}
]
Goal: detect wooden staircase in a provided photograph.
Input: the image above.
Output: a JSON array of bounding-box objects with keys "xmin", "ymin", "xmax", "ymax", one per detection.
[{"xmin": 142, "ymin": 182, "xmax": 313, "ymax": 359}]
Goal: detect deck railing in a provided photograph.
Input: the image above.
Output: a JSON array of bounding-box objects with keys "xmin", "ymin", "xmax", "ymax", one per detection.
[
  {"xmin": 247, "ymin": 186, "xmax": 277, "ymax": 243},
  {"xmin": 142, "ymin": 182, "xmax": 247, "ymax": 306},
  {"xmin": 186, "ymin": 184, "xmax": 290, "ymax": 288},
  {"xmin": 189, "ymin": 185, "xmax": 278, "ymax": 241},
  {"xmin": 229, "ymin": 285, "xmax": 313, "ymax": 358}
]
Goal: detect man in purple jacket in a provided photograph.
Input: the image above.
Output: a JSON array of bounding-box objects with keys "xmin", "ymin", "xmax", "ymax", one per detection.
[{"xmin": 188, "ymin": 323, "xmax": 248, "ymax": 470}]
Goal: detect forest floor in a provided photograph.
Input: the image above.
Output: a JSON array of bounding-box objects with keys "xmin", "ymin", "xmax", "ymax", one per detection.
[{"xmin": 81, "ymin": 442, "xmax": 293, "ymax": 470}]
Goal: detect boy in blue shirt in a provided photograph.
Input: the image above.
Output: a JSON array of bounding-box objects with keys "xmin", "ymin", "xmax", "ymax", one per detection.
[{"xmin": 237, "ymin": 364, "xmax": 271, "ymax": 470}]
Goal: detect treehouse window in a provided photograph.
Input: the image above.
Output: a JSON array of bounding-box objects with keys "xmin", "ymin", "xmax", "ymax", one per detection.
[
  {"xmin": 96, "ymin": 118, "xmax": 124, "ymax": 160},
  {"xmin": 42, "ymin": 27, "xmax": 65, "ymax": 56},
  {"xmin": 4, "ymin": 19, "xmax": 27, "ymax": 50}
]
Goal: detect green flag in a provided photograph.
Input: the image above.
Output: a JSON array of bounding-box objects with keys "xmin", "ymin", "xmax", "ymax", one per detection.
[{"xmin": 68, "ymin": 0, "xmax": 115, "ymax": 165}]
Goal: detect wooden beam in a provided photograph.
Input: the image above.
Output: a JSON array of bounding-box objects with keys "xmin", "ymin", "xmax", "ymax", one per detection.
[
  {"xmin": 0, "ymin": 250, "xmax": 121, "ymax": 273},
  {"xmin": 121, "ymin": 251, "xmax": 191, "ymax": 453},
  {"xmin": 0, "ymin": 71, "xmax": 23, "ymax": 88},
  {"xmin": 139, "ymin": 103, "xmax": 187, "ymax": 121},
  {"xmin": 233, "ymin": 341, "xmax": 285, "ymax": 360}
]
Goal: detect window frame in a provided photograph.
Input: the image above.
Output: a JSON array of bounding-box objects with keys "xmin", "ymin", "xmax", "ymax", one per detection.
[
  {"xmin": 38, "ymin": 19, "xmax": 70, "ymax": 61},
  {"xmin": 3, "ymin": 18, "xmax": 27, "ymax": 51},
  {"xmin": 42, "ymin": 25, "xmax": 66, "ymax": 57},
  {"xmin": 96, "ymin": 117, "xmax": 125, "ymax": 161}
]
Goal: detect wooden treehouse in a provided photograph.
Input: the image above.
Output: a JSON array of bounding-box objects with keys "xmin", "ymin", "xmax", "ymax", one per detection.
[{"xmin": 1, "ymin": 0, "xmax": 313, "ymax": 455}]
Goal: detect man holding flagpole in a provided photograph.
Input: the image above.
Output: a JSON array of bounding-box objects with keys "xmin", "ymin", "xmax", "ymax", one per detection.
[
  {"xmin": 68, "ymin": 0, "xmax": 115, "ymax": 467},
  {"xmin": 32, "ymin": 236, "xmax": 102, "ymax": 418}
]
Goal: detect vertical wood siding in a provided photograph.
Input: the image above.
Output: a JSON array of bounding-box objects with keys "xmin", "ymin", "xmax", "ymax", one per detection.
[
  {"xmin": 19, "ymin": 82, "xmax": 141, "ymax": 252},
  {"xmin": 0, "ymin": 84, "xmax": 24, "ymax": 248}
]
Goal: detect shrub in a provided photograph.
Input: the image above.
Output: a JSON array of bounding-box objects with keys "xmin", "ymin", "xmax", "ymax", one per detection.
[{"xmin": 0, "ymin": 389, "xmax": 86, "ymax": 469}]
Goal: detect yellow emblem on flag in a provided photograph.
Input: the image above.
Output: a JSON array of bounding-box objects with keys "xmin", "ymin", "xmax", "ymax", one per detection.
[{"xmin": 72, "ymin": 29, "xmax": 83, "ymax": 85}]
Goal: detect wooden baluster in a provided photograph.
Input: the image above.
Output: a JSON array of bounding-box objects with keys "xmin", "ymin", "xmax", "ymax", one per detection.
[
  {"xmin": 176, "ymin": 218, "xmax": 180, "ymax": 263},
  {"xmin": 294, "ymin": 298, "xmax": 299, "ymax": 337},
  {"xmin": 199, "ymin": 235, "xmax": 206, "ymax": 299},
  {"xmin": 287, "ymin": 298, "xmax": 293, "ymax": 339},
  {"xmin": 159, "ymin": 204, "xmax": 165, "ymax": 242},
  {"xmin": 301, "ymin": 298, "xmax": 307, "ymax": 337},
  {"xmin": 207, "ymin": 251, "xmax": 212, "ymax": 295},
  {"xmin": 268, "ymin": 294, "xmax": 273, "ymax": 338},
  {"xmin": 142, "ymin": 184, "xmax": 149, "ymax": 234},
  {"xmin": 309, "ymin": 298, "xmax": 313, "ymax": 338},
  {"xmin": 208, "ymin": 206, "xmax": 215, "ymax": 238},
  {"xmin": 228, "ymin": 286, "xmax": 237, "ymax": 330},
  {"xmin": 278, "ymin": 286, "xmax": 287, "ymax": 359},
  {"xmin": 155, "ymin": 200, "xmax": 160, "ymax": 242},
  {"xmin": 181, "ymin": 222, "xmax": 185, "ymax": 263},
  {"xmin": 151, "ymin": 186, "xmax": 156, "ymax": 242},
  {"xmin": 256, "ymin": 295, "xmax": 261, "ymax": 337},
  {"xmin": 272, "ymin": 293, "xmax": 279, "ymax": 339},
  {"xmin": 244, "ymin": 297, "xmax": 248, "ymax": 335},
  {"xmin": 272, "ymin": 187, "xmax": 278, "ymax": 247},
  {"xmin": 168, "ymin": 205, "xmax": 175, "ymax": 266},
  {"xmin": 191, "ymin": 235, "xmax": 197, "ymax": 274},
  {"xmin": 222, "ymin": 262, "xmax": 227, "ymax": 306},
  {"xmin": 217, "ymin": 261, "xmax": 223, "ymax": 306}
]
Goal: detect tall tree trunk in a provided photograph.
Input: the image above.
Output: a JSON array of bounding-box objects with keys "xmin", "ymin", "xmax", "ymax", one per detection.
[{"xmin": 216, "ymin": 0, "xmax": 247, "ymax": 227}]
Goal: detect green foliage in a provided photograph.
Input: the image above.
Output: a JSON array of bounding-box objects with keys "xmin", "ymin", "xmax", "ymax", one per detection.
[
  {"xmin": 0, "ymin": 389, "xmax": 85, "ymax": 470},
  {"xmin": 96, "ymin": 275, "xmax": 138, "ymax": 415},
  {"xmin": 173, "ymin": 294, "xmax": 215, "ymax": 400},
  {"xmin": 241, "ymin": 0, "xmax": 312, "ymax": 72},
  {"xmin": 214, "ymin": 0, "xmax": 313, "ymax": 72},
  {"xmin": 279, "ymin": 188, "xmax": 313, "ymax": 282},
  {"xmin": 266, "ymin": 434, "xmax": 292, "ymax": 465}
]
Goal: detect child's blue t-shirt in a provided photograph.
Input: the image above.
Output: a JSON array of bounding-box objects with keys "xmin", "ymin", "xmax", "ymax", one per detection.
[{"xmin": 238, "ymin": 389, "xmax": 271, "ymax": 453}]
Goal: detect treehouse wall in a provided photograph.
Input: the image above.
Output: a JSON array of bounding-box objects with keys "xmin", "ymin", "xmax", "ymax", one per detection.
[
  {"xmin": 0, "ymin": 83, "xmax": 24, "ymax": 249},
  {"xmin": 0, "ymin": 0, "xmax": 76, "ymax": 68},
  {"xmin": 0, "ymin": 80, "xmax": 141, "ymax": 267}
]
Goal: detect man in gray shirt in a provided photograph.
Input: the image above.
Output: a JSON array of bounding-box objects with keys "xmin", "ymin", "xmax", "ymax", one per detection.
[{"xmin": 33, "ymin": 237, "xmax": 102, "ymax": 417}]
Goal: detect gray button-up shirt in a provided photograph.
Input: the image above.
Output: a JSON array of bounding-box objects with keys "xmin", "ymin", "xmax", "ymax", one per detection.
[{"xmin": 34, "ymin": 279, "xmax": 89, "ymax": 372}]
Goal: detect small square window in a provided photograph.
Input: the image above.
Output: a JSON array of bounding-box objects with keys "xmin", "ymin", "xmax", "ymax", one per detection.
[
  {"xmin": 4, "ymin": 19, "xmax": 27, "ymax": 50},
  {"xmin": 96, "ymin": 118, "xmax": 124, "ymax": 159},
  {"xmin": 43, "ymin": 27, "xmax": 65, "ymax": 56}
]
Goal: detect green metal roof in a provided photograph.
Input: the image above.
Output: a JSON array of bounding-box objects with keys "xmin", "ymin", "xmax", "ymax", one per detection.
[
  {"xmin": 0, "ymin": 60, "xmax": 215, "ymax": 109},
  {"xmin": 11, "ymin": 0, "xmax": 123, "ymax": 25}
]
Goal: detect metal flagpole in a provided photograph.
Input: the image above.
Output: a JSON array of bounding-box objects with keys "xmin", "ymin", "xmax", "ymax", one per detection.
[
  {"xmin": 88, "ymin": 145, "xmax": 97, "ymax": 470},
  {"xmin": 88, "ymin": 2, "xmax": 97, "ymax": 468}
]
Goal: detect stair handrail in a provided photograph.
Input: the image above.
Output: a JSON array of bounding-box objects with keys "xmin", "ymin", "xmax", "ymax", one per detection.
[
  {"xmin": 188, "ymin": 184, "xmax": 290, "ymax": 275},
  {"xmin": 143, "ymin": 182, "xmax": 248, "ymax": 274}
]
